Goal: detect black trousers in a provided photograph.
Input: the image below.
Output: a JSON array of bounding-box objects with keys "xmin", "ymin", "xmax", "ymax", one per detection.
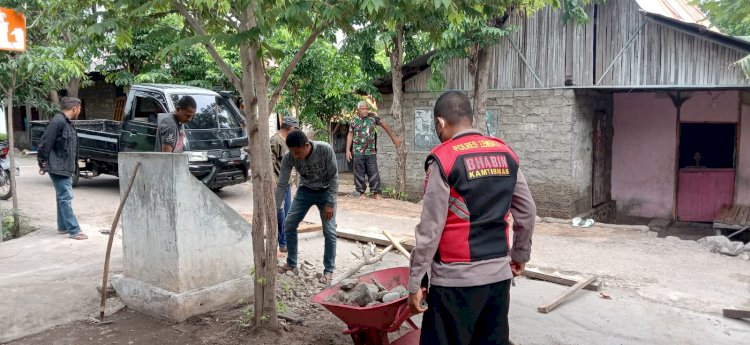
[
  {"xmin": 420, "ymin": 279, "xmax": 511, "ymax": 345},
  {"xmin": 353, "ymin": 154, "xmax": 381, "ymax": 194}
]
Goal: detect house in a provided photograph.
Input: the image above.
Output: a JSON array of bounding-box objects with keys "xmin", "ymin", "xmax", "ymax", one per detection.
[
  {"xmin": 11, "ymin": 72, "xmax": 125, "ymax": 149},
  {"xmin": 373, "ymin": 0, "xmax": 750, "ymax": 222}
]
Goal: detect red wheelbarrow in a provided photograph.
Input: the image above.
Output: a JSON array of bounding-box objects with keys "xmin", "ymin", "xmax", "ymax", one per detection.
[{"xmin": 310, "ymin": 267, "xmax": 422, "ymax": 345}]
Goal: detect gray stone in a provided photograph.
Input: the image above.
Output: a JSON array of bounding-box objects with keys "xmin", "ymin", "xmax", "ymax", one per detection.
[
  {"xmin": 382, "ymin": 292, "xmax": 401, "ymax": 303},
  {"xmin": 664, "ymin": 236, "xmax": 680, "ymax": 242},
  {"xmin": 376, "ymin": 290, "xmax": 389, "ymax": 301},
  {"xmin": 339, "ymin": 279, "xmax": 359, "ymax": 291},
  {"xmin": 648, "ymin": 218, "xmax": 672, "ymax": 232},
  {"xmin": 365, "ymin": 283, "xmax": 379, "ymax": 296},
  {"xmin": 390, "ymin": 285, "xmax": 408, "ymax": 297},
  {"xmin": 720, "ymin": 242, "xmax": 745, "ymax": 256},
  {"xmin": 345, "ymin": 283, "xmax": 376, "ymax": 307},
  {"xmin": 697, "ymin": 236, "xmax": 730, "ymax": 251},
  {"xmin": 744, "ymin": 242, "xmax": 750, "ymax": 253}
]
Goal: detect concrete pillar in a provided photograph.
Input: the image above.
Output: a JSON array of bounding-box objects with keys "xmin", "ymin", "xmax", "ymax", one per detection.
[{"xmin": 112, "ymin": 153, "xmax": 253, "ymax": 322}]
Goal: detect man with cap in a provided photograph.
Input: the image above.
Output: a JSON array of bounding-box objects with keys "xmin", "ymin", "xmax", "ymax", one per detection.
[
  {"xmin": 271, "ymin": 116, "xmax": 299, "ymax": 252},
  {"xmin": 346, "ymin": 101, "xmax": 402, "ymax": 199},
  {"xmin": 407, "ymin": 91, "xmax": 536, "ymax": 345}
]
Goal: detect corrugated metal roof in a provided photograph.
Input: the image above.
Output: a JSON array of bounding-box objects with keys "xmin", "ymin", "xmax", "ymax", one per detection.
[{"xmin": 635, "ymin": 0, "xmax": 717, "ymax": 31}]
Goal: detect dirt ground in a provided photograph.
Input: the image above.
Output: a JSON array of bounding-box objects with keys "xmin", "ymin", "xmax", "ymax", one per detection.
[{"xmin": 8, "ymin": 306, "xmax": 352, "ymax": 345}]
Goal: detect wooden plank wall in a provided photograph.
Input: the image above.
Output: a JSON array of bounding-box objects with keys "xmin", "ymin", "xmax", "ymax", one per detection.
[{"xmin": 404, "ymin": 0, "xmax": 749, "ymax": 92}]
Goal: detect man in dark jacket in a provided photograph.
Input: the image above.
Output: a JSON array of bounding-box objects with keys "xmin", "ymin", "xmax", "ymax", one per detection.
[{"xmin": 37, "ymin": 97, "xmax": 86, "ymax": 240}]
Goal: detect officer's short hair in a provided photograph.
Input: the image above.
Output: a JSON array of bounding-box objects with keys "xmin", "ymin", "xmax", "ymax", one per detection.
[
  {"xmin": 286, "ymin": 130, "xmax": 309, "ymax": 148},
  {"xmin": 176, "ymin": 96, "xmax": 197, "ymax": 110},
  {"xmin": 434, "ymin": 91, "xmax": 472, "ymax": 125},
  {"xmin": 60, "ymin": 97, "xmax": 81, "ymax": 111}
]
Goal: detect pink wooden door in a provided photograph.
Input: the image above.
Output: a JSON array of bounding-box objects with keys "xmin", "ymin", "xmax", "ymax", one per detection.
[{"xmin": 677, "ymin": 169, "xmax": 735, "ymax": 222}]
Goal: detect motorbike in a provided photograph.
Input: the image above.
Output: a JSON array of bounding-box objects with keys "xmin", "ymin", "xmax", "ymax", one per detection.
[{"xmin": 0, "ymin": 141, "xmax": 21, "ymax": 200}]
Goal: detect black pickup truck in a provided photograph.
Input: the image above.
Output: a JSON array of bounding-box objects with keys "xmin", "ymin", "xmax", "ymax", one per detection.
[{"xmin": 30, "ymin": 84, "xmax": 250, "ymax": 190}]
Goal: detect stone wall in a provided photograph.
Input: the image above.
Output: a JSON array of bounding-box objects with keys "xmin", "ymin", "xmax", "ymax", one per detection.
[
  {"xmin": 376, "ymin": 89, "xmax": 613, "ymax": 218},
  {"xmin": 79, "ymin": 79, "xmax": 119, "ymax": 120}
]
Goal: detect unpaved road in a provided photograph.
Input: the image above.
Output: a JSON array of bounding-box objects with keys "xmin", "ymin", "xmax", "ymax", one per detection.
[{"xmin": 2, "ymin": 156, "xmax": 750, "ymax": 344}]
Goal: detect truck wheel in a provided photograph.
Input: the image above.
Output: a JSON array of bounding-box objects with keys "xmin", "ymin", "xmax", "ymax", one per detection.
[
  {"xmin": 0, "ymin": 169, "xmax": 11, "ymax": 200},
  {"xmin": 72, "ymin": 167, "xmax": 80, "ymax": 188}
]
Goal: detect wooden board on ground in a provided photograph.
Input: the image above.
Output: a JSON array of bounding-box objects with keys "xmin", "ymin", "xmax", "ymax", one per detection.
[
  {"xmin": 722, "ymin": 308, "xmax": 750, "ymax": 319},
  {"xmin": 337, "ymin": 228, "xmax": 416, "ymax": 251},
  {"xmin": 298, "ymin": 224, "xmax": 322, "ymax": 233},
  {"xmin": 714, "ymin": 205, "xmax": 750, "ymax": 232},
  {"xmin": 522, "ymin": 267, "xmax": 602, "ymax": 292},
  {"xmin": 538, "ymin": 276, "xmax": 597, "ymax": 314}
]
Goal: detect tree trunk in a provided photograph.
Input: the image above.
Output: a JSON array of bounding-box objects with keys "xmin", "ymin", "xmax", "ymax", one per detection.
[
  {"xmin": 241, "ymin": 41, "xmax": 279, "ymax": 330},
  {"xmin": 6, "ymin": 71, "xmax": 20, "ymax": 238},
  {"xmin": 389, "ymin": 26, "xmax": 407, "ymax": 193},
  {"xmin": 472, "ymin": 45, "xmax": 489, "ymax": 135},
  {"xmin": 49, "ymin": 90, "xmax": 60, "ymax": 111},
  {"xmin": 67, "ymin": 77, "xmax": 82, "ymax": 98}
]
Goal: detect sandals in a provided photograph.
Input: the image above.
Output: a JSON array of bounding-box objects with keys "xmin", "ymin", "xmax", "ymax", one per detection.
[
  {"xmin": 69, "ymin": 233, "xmax": 88, "ymax": 240},
  {"xmin": 319, "ymin": 272, "xmax": 333, "ymax": 284},
  {"xmin": 276, "ymin": 264, "xmax": 298, "ymax": 275}
]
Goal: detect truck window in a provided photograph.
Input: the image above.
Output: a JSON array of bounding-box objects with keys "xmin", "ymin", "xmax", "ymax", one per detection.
[
  {"xmin": 171, "ymin": 94, "xmax": 241, "ymax": 130},
  {"xmin": 133, "ymin": 96, "xmax": 167, "ymax": 123}
]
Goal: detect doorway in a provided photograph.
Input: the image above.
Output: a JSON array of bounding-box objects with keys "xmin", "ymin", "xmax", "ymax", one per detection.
[{"xmin": 677, "ymin": 123, "xmax": 736, "ymax": 221}]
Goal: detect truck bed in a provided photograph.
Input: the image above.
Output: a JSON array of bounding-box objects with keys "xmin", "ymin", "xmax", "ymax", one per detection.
[{"xmin": 29, "ymin": 120, "xmax": 122, "ymax": 162}]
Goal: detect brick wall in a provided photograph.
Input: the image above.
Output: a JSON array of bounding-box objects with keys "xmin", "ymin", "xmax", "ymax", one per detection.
[{"xmin": 376, "ymin": 89, "xmax": 613, "ymax": 218}]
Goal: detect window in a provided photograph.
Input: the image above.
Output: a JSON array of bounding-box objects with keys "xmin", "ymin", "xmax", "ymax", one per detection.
[
  {"xmin": 679, "ymin": 123, "xmax": 736, "ymax": 169},
  {"xmin": 132, "ymin": 96, "xmax": 166, "ymax": 123},
  {"xmin": 171, "ymin": 94, "xmax": 241, "ymax": 130}
]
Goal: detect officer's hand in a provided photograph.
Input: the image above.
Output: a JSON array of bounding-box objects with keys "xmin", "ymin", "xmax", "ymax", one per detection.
[
  {"xmin": 346, "ymin": 150, "xmax": 352, "ymax": 162},
  {"xmin": 408, "ymin": 290, "xmax": 427, "ymax": 315},
  {"xmin": 323, "ymin": 205, "xmax": 334, "ymax": 220},
  {"xmin": 510, "ymin": 260, "xmax": 525, "ymax": 277}
]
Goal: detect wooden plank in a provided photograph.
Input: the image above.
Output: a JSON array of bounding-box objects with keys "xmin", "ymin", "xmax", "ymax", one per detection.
[
  {"xmin": 538, "ymin": 276, "xmax": 598, "ymax": 314},
  {"xmin": 729, "ymin": 206, "xmax": 742, "ymax": 224},
  {"xmin": 723, "ymin": 308, "xmax": 750, "ymax": 319},
  {"xmin": 337, "ymin": 228, "xmax": 416, "ymax": 251},
  {"xmin": 522, "ymin": 268, "xmax": 601, "ymax": 292},
  {"xmin": 716, "ymin": 205, "xmax": 731, "ymax": 223},
  {"xmin": 735, "ymin": 206, "xmax": 750, "ymax": 226}
]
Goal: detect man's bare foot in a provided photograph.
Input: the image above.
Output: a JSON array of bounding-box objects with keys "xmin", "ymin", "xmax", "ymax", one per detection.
[
  {"xmin": 373, "ymin": 193, "xmax": 383, "ymax": 200},
  {"xmin": 358, "ymin": 194, "xmax": 367, "ymax": 200}
]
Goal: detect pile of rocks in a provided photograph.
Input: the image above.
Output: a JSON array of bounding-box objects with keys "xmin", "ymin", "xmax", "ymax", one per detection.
[
  {"xmin": 327, "ymin": 278, "xmax": 409, "ymax": 307},
  {"xmin": 697, "ymin": 236, "xmax": 750, "ymax": 259}
]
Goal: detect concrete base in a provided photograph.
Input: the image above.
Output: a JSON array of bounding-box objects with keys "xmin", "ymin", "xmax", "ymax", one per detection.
[
  {"xmin": 114, "ymin": 153, "xmax": 254, "ymax": 323},
  {"xmin": 111, "ymin": 274, "xmax": 252, "ymax": 322}
]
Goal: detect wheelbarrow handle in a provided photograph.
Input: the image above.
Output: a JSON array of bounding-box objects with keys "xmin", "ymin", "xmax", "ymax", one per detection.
[
  {"xmin": 385, "ymin": 288, "xmax": 427, "ymax": 333},
  {"xmin": 385, "ymin": 303, "xmax": 412, "ymax": 333}
]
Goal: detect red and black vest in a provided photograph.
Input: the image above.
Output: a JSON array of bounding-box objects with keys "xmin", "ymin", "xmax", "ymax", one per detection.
[{"xmin": 425, "ymin": 133, "xmax": 520, "ymax": 263}]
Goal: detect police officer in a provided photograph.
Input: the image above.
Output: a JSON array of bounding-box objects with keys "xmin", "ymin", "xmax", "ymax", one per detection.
[{"xmin": 407, "ymin": 91, "xmax": 537, "ymax": 345}]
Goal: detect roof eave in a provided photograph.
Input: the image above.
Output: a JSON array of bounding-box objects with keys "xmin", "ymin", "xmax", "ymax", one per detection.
[{"xmin": 640, "ymin": 11, "xmax": 750, "ymax": 53}]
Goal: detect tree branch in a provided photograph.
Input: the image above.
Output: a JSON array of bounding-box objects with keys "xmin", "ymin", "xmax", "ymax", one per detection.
[
  {"xmin": 171, "ymin": 0, "xmax": 242, "ymax": 91},
  {"xmin": 268, "ymin": 28, "xmax": 322, "ymax": 111}
]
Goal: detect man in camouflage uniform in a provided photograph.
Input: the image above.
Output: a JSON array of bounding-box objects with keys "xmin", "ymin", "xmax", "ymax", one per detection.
[{"xmin": 346, "ymin": 101, "xmax": 402, "ymax": 199}]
